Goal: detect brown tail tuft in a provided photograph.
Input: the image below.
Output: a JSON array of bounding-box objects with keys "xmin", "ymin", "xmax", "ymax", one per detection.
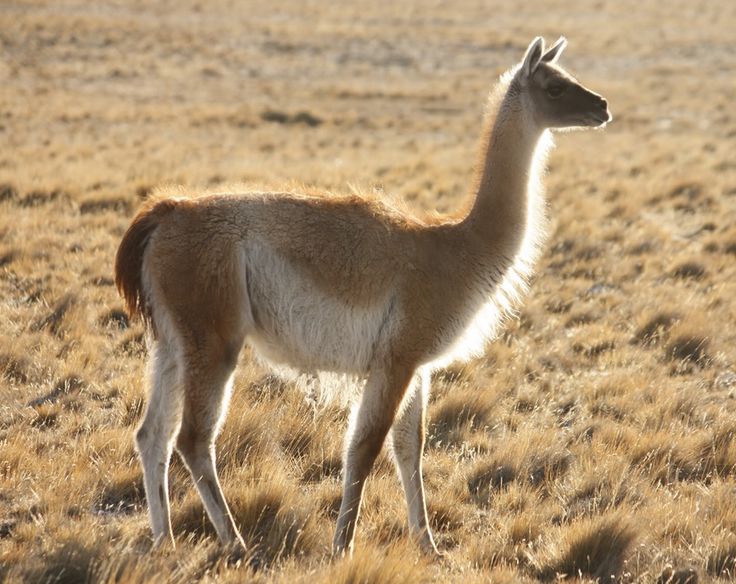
[{"xmin": 114, "ymin": 199, "xmax": 179, "ymax": 329}]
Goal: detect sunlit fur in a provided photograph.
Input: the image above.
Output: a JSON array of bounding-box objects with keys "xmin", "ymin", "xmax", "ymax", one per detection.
[
  {"xmin": 432, "ymin": 67, "xmax": 553, "ymax": 370},
  {"xmin": 114, "ymin": 36, "xmax": 611, "ymax": 558}
]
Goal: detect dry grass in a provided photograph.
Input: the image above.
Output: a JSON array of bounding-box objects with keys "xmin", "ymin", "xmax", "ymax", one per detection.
[{"xmin": 2, "ymin": 0, "xmax": 736, "ymax": 582}]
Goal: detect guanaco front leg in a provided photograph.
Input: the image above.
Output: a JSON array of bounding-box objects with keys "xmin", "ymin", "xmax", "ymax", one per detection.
[
  {"xmin": 333, "ymin": 361, "xmax": 415, "ymax": 556},
  {"xmin": 390, "ymin": 369, "xmax": 439, "ymax": 555}
]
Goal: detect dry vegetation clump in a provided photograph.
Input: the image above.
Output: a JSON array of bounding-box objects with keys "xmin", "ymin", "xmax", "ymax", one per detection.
[
  {"xmin": 173, "ymin": 479, "xmax": 321, "ymax": 566},
  {"xmin": 540, "ymin": 513, "xmax": 637, "ymax": 581},
  {"xmin": 707, "ymin": 538, "xmax": 736, "ymax": 579},
  {"xmin": 633, "ymin": 312, "xmax": 682, "ymax": 347},
  {"xmin": 305, "ymin": 543, "xmax": 428, "ymax": 584},
  {"xmin": 656, "ymin": 566, "xmax": 699, "ymax": 584},
  {"xmin": 428, "ymin": 387, "xmax": 496, "ymax": 448},
  {"xmin": 467, "ymin": 432, "xmax": 573, "ymax": 505},
  {"xmin": 666, "ymin": 334, "xmax": 711, "ymax": 369},
  {"xmin": 2, "ymin": 0, "xmax": 736, "ymax": 582}
]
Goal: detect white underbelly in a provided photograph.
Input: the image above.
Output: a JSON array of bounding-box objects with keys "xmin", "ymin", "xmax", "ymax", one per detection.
[{"xmin": 244, "ymin": 240, "xmax": 391, "ymax": 376}]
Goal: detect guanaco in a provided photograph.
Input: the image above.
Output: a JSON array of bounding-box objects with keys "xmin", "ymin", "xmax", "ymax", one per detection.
[{"xmin": 115, "ymin": 36, "xmax": 611, "ymax": 557}]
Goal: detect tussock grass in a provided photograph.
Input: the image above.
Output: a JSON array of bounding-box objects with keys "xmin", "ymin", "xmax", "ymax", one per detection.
[
  {"xmin": 311, "ymin": 543, "xmax": 426, "ymax": 584},
  {"xmin": 96, "ymin": 465, "xmax": 145, "ymax": 515},
  {"xmin": 174, "ymin": 480, "xmax": 321, "ymax": 566},
  {"xmin": 633, "ymin": 312, "xmax": 681, "ymax": 346},
  {"xmin": 1, "ymin": 0, "xmax": 735, "ymax": 582},
  {"xmin": 468, "ymin": 433, "xmax": 573, "ymax": 505},
  {"xmin": 657, "ymin": 566, "xmax": 699, "ymax": 584},
  {"xmin": 666, "ymin": 335, "xmax": 710, "ymax": 368},
  {"xmin": 670, "ymin": 261, "xmax": 707, "ymax": 281},
  {"xmin": 707, "ymin": 539, "xmax": 736, "ymax": 579},
  {"xmin": 540, "ymin": 514, "xmax": 637, "ymax": 580},
  {"xmin": 429, "ymin": 388, "xmax": 495, "ymax": 448}
]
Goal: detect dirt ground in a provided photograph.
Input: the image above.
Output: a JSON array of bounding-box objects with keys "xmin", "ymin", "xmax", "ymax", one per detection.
[{"xmin": 1, "ymin": 0, "xmax": 735, "ymax": 582}]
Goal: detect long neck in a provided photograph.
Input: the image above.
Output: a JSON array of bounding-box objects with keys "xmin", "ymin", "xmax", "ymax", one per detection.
[{"xmin": 463, "ymin": 74, "xmax": 547, "ymax": 256}]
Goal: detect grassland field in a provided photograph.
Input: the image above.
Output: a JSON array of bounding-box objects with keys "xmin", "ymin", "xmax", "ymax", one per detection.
[{"xmin": 1, "ymin": 0, "xmax": 736, "ymax": 582}]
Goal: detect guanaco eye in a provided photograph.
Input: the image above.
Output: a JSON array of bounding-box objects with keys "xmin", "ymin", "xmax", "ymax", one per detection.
[{"xmin": 546, "ymin": 85, "xmax": 565, "ymax": 98}]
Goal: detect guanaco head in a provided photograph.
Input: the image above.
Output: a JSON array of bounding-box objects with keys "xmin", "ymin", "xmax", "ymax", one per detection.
[{"xmin": 518, "ymin": 36, "xmax": 612, "ymax": 130}]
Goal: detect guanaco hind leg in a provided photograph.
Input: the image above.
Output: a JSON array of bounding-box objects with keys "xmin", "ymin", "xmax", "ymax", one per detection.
[
  {"xmin": 174, "ymin": 332, "xmax": 246, "ymax": 551},
  {"xmin": 135, "ymin": 341, "xmax": 183, "ymax": 547}
]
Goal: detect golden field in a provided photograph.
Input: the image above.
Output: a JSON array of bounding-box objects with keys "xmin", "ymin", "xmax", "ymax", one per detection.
[{"xmin": 1, "ymin": 0, "xmax": 735, "ymax": 581}]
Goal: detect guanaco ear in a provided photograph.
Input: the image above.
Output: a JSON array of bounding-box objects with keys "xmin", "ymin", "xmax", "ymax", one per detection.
[
  {"xmin": 522, "ymin": 37, "xmax": 545, "ymax": 77},
  {"xmin": 541, "ymin": 36, "xmax": 567, "ymax": 64}
]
